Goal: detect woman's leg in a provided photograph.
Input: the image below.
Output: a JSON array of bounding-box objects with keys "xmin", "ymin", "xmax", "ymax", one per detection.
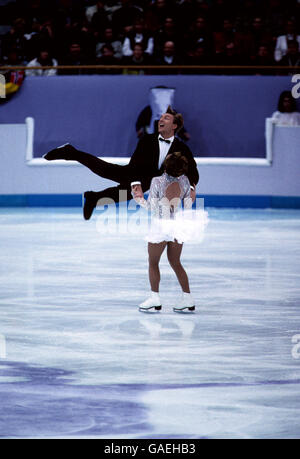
[
  {"xmin": 167, "ymin": 240, "xmax": 190, "ymax": 293},
  {"xmin": 148, "ymin": 241, "xmax": 167, "ymax": 292}
]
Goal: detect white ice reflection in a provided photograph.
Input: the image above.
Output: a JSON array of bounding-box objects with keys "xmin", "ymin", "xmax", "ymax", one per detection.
[{"xmin": 0, "ymin": 207, "xmax": 299, "ymax": 438}]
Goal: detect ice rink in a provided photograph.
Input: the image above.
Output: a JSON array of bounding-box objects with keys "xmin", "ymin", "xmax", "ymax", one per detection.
[{"xmin": 0, "ymin": 205, "xmax": 300, "ymax": 439}]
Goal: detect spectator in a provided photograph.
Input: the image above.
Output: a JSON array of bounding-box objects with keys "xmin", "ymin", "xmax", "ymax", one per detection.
[
  {"xmin": 144, "ymin": 0, "xmax": 172, "ymax": 34},
  {"xmin": 296, "ymin": 1, "xmax": 300, "ymax": 30},
  {"xmin": 264, "ymin": 0, "xmax": 286, "ymax": 37},
  {"xmin": 122, "ymin": 42, "xmax": 153, "ymax": 74},
  {"xmin": 175, "ymin": 0, "xmax": 199, "ymax": 31},
  {"xmin": 251, "ymin": 16, "xmax": 273, "ymax": 49},
  {"xmin": 210, "ymin": 0, "xmax": 233, "ymax": 31},
  {"xmin": 279, "ymin": 39, "xmax": 300, "ymax": 74},
  {"xmin": 183, "ymin": 42, "xmax": 213, "ymax": 73},
  {"xmin": 236, "ymin": 0, "xmax": 263, "ymax": 27},
  {"xmin": 112, "ymin": 0, "xmax": 143, "ymax": 37},
  {"xmin": 215, "ymin": 41, "xmax": 245, "ymax": 74},
  {"xmin": 2, "ymin": 17, "xmax": 28, "ymax": 63},
  {"xmin": 60, "ymin": 40, "xmax": 93, "ymax": 75},
  {"xmin": 95, "ymin": 27, "xmax": 123, "ymax": 60},
  {"xmin": 62, "ymin": 14, "xmax": 95, "ymax": 61},
  {"xmin": 0, "ymin": 0, "xmax": 298, "ymax": 75},
  {"xmin": 156, "ymin": 40, "xmax": 175, "ymax": 63},
  {"xmin": 122, "ymin": 17, "xmax": 154, "ymax": 57},
  {"xmin": 274, "ymin": 19, "xmax": 300, "ymax": 62},
  {"xmin": 24, "ymin": 19, "xmax": 42, "ymax": 41},
  {"xmin": 213, "ymin": 18, "xmax": 237, "ymax": 55},
  {"xmin": 184, "ymin": 15, "xmax": 214, "ymax": 57},
  {"xmin": 96, "ymin": 43, "xmax": 121, "ymax": 74},
  {"xmin": 26, "ymin": 47, "xmax": 58, "ymax": 76},
  {"xmin": 85, "ymin": 2, "xmax": 102, "ymax": 23},
  {"xmin": 155, "ymin": 40, "xmax": 181, "ymax": 74},
  {"xmin": 271, "ymin": 90, "xmax": 300, "ymax": 125},
  {"xmin": 24, "ymin": 16, "xmax": 56, "ymax": 61},
  {"xmin": 242, "ymin": 16, "xmax": 274, "ymax": 60},
  {"xmin": 1, "ymin": 46, "xmax": 20, "ymax": 67},
  {"xmin": 20, "ymin": 0, "xmax": 46, "ymax": 23},
  {"xmin": 87, "ymin": 1, "xmax": 109, "ymax": 32},
  {"xmin": 154, "ymin": 17, "xmax": 179, "ymax": 56},
  {"xmin": 251, "ymin": 44, "xmax": 276, "ymax": 75},
  {"xmin": 0, "ymin": 0, "xmax": 18, "ymax": 30},
  {"xmin": 98, "ymin": 1, "xmax": 121, "ymax": 21},
  {"xmin": 90, "ymin": 1, "xmax": 110, "ymax": 41}
]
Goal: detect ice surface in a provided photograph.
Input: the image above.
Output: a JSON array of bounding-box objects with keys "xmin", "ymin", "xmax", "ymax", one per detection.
[{"xmin": 0, "ymin": 206, "xmax": 299, "ymax": 438}]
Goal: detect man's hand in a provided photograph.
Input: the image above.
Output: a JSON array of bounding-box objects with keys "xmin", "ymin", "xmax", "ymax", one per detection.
[{"xmin": 131, "ymin": 184, "xmax": 143, "ymax": 199}]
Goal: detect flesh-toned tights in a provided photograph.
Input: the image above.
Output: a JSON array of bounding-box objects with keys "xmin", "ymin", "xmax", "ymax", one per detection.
[{"xmin": 148, "ymin": 240, "xmax": 190, "ymax": 293}]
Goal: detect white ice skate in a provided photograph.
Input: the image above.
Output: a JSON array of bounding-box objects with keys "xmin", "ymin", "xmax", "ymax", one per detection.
[
  {"xmin": 173, "ymin": 293, "xmax": 195, "ymax": 313},
  {"xmin": 139, "ymin": 292, "xmax": 162, "ymax": 312}
]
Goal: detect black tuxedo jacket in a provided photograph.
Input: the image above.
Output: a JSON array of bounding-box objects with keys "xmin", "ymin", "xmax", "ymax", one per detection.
[{"xmin": 127, "ymin": 134, "xmax": 199, "ymax": 191}]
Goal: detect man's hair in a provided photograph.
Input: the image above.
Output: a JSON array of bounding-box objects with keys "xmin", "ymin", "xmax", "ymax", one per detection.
[
  {"xmin": 164, "ymin": 151, "xmax": 188, "ymax": 177},
  {"xmin": 166, "ymin": 105, "xmax": 184, "ymax": 133}
]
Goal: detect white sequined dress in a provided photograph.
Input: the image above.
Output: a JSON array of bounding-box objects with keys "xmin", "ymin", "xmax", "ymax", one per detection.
[{"xmin": 137, "ymin": 173, "xmax": 209, "ymax": 244}]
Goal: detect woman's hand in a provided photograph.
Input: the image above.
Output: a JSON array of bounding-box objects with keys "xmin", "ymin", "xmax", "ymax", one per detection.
[{"xmin": 131, "ymin": 184, "xmax": 144, "ymax": 200}]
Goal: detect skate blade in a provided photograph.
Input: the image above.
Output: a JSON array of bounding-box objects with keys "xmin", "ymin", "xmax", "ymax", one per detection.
[
  {"xmin": 139, "ymin": 305, "xmax": 162, "ymax": 313},
  {"xmin": 173, "ymin": 306, "xmax": 195, "ymax": 314}
]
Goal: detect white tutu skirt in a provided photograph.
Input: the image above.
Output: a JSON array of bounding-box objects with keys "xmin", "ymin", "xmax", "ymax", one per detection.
[{"xmin": 145, "ymin": 209, "xmax": 209, "ymax": 244}]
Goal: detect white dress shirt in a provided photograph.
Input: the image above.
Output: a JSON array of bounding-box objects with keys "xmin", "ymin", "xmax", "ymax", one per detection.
[
  {"xmin": 26, "ymin": 58, "xmax": 58, "ymax": 76},
  {"xmin": 131, "ymin": 135, "xmax": 174, "ymax": 187},
  {"xmin": 164, "ymin": 55, "xmax": 174, "ymax": 64},
  {"xmin": 122, "ymin": 35, "xmax": 154, "ymax": 56},
  {"xmin": 158, "ymin": 134, "xmax": 174, "ymax": 169},
  {"xmin": 274, "ymin": 34, "xmax": 300, "ymax": 62}
]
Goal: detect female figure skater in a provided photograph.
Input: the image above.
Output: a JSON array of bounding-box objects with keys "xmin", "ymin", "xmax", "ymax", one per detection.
[{"xmin": 133, "ymin": 152, "xmax": 207, "ymax": 313}]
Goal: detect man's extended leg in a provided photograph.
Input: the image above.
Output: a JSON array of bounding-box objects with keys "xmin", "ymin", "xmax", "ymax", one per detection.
[
  {"xmin": 83, "ymin": 183, "xmax": 132, "ymax": 220},
  {"xmin": 44, "ymin": 143, "xmax": 128, "ymax": 182}
]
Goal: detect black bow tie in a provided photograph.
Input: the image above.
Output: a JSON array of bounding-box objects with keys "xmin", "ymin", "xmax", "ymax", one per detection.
[{"xmin": 159, "ymin": 137, "xmax": 171, "ymax": 144}]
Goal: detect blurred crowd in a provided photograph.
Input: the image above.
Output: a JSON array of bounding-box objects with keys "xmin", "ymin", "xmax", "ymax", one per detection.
[{"xmin": 0, "ymin": 0, "xmax": 300, "ymax": 75}]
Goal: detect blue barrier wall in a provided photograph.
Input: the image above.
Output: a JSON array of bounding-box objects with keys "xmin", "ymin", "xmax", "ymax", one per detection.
[{"xmin": 0, "ymin": 75, "xmax": 297, "ymax": 159}]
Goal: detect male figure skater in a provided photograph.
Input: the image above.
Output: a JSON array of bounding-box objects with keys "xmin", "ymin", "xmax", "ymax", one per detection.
[{"xmin": 44, "ymin": 106, "xmax": 199, "ymax": 220}]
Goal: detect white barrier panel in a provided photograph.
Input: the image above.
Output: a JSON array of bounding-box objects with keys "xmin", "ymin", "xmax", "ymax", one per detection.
[{"xmin": 0, "ymin": 118, "xmax": 300, "ymax": 198}]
